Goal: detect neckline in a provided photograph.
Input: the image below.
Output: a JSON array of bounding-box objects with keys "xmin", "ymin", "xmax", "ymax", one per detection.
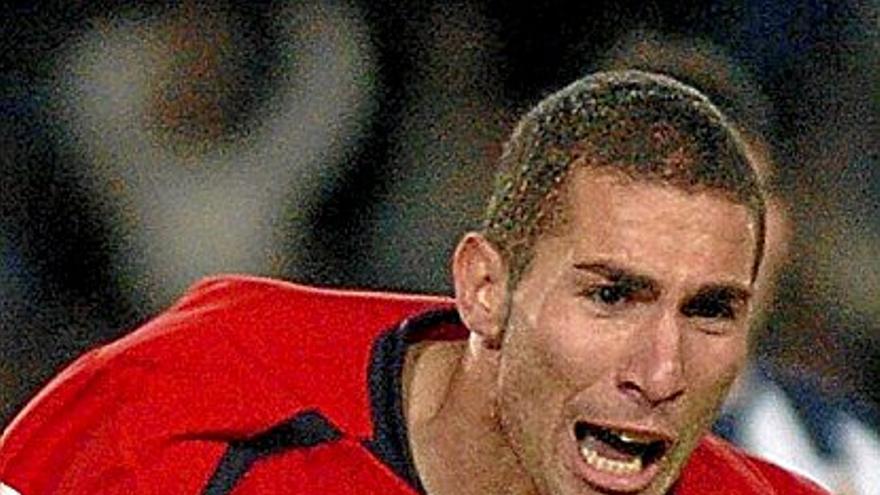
[{"xmin": 364, "ymin": 308, "xmax": 467, "ymax": 494}]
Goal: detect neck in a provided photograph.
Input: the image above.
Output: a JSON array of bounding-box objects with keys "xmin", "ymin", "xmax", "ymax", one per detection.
[{"xmin": 406, "ymin": 338, "xmax": 537, "ymax": 495}]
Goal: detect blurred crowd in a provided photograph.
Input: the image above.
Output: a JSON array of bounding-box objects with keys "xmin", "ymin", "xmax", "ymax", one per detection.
[{"xmin": 1, "ymin": 0, "xmax": 878, "ymax": 492}]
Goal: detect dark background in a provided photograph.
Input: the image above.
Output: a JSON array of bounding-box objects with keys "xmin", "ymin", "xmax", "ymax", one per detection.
[{"xmin": 1, "ymin": 0, "xmax": 877, "ymax": 430}]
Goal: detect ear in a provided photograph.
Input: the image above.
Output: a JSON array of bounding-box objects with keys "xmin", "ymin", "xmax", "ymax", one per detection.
[{"xmin": 452, "ymin": 232, "xmax": 509, "ymax": 349}]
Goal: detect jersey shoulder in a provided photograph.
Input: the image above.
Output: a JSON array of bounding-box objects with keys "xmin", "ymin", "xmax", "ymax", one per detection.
[
  {"xmin": 0, "ymin": 275, "xmax": 451, "ymax": 494},
  {"xmin": 678, "ymin": 434, "xmax": 832, "ymax": 495}
]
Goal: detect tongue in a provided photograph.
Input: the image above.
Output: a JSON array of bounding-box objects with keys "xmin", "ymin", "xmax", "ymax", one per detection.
[{"xmin": 580, "ymin": 432, "xmax": 640, "ymax": 462}]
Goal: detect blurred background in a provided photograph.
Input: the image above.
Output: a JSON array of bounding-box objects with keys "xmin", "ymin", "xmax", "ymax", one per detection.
[{"xmin": 1, "ymin": 0, "xmax": 878, "ymax": 490}]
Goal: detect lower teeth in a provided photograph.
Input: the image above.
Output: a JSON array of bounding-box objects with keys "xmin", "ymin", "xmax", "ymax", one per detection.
[{"xmin": 579, "ymin": 445, "xmax": 643, "ymax": 474}]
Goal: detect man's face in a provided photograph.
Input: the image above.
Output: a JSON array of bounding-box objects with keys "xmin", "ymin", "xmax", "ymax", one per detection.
[{"xmin": 496, "ymin": 169, "xmax": 757, "ymax": 495}]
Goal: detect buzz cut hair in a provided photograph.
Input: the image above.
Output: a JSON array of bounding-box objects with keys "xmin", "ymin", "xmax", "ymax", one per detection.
[{"xmin": 483, "ymin": 70, "xmax": 766, "ymax": 284}]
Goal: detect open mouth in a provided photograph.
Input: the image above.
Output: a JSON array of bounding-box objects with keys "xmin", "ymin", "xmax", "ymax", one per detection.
[{"xmin": 569, "ymin": 420, "xmax": 672, "ymax": 491}]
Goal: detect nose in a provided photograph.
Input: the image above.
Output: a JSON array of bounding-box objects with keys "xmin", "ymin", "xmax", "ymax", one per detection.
[{"xmin": 617, "ymin": 309, "xmax": 686, "ymax": 406}]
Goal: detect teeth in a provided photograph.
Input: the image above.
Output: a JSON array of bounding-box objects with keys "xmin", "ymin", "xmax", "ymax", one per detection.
[
  {"xmin": 612, "ymin": 430, "xmax": 655, "ymax": 445},
  {"xmin": 579, "ymin": 444, "xmax": 643, "ymax": 474}
]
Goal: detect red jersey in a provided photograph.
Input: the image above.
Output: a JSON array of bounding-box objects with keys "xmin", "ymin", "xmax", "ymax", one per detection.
[{"xmin": 0, "ymin": 276, "xmax": 830, "ymax": 495}]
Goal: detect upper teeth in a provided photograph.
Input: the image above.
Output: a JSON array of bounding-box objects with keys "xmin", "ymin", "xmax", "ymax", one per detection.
[{"xmin": 614, "ymin": 430, "xmax": 654, "ymax": 445}]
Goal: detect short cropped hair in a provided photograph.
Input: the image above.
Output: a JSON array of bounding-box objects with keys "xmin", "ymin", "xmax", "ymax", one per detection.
[{"xmin": 483, "ymin": 70, "xmax": 766, "ymax": 284}]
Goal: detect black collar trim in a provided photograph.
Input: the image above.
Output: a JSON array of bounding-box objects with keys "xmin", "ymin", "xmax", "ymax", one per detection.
[{"xmin": 363, "ymin": 308, "xmax": 463, "ymax": 494}]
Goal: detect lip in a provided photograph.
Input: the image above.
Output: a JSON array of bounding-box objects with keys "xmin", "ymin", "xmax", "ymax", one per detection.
[{"xmin": 562, "ymin": 420, "xmax": 676, "ymax": 493}]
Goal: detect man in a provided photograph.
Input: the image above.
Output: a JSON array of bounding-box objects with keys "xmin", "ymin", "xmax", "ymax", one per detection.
[{"xmin": 0, "ymin": 70, "xmax": 829, "ymax": 494}]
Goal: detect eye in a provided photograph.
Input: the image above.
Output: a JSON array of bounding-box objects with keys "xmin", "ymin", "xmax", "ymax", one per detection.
[
  {"xmin": 582, "ymin": 284, "xmax": 632, "ymax": 307},
  {"xmin": 681, "ymin": 294, "xmax": 736, "ymax": 320}
]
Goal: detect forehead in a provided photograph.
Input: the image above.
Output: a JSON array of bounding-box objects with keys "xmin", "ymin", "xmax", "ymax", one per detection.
[{"xmin": 547, "ymin": 169, "xmax": 757, "ymax": 287}]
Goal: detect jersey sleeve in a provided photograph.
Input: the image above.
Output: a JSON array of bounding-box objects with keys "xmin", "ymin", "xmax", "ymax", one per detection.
[
  {"xmin": 0, "ymin": 275, "xmax": 450, "ymax": 495},
  {"xmin": 0, "ymin": 346, "xmax": 228, "ymax": 495}
]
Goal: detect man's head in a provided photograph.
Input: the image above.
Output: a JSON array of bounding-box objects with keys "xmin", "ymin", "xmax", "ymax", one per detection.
[
  {"xmin": 482, "ymin": 70, "xmax": 765, "ymax": 285},
  {"xmin": 452, "ymin": 70, "xmax": 766, "ymax": 495}
]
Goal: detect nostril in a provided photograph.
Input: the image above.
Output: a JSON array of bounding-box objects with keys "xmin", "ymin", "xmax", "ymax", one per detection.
[
  {"xmin": 618, "ymin": 379, "xmax": 643, "ymax": 399},
  {"xmin": 617, "ymin": 376, "xmax": 684, "ymax": 407}
]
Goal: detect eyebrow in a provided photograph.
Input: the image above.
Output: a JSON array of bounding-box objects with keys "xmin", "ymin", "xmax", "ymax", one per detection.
[
  {"xmin": 688, "ymin": 284, "xmax": 753, "ymax": 305},
  {"xmin": 572, "ymin": 262, "xmax": 659, "ymax": 294}
]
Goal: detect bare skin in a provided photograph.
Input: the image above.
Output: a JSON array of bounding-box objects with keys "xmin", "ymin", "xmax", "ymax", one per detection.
[{"xmin": 406, "ymin": 169, "xmax": 758, "ymax": 495}]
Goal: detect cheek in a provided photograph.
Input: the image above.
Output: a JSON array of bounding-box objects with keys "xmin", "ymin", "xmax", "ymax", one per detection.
[
  {"xmin": 503, "ymin": 300, "xmax": 628, "ymax": 403},
  {"xmin": 541, "ymin": 322, "xmax": 628, "ymax": 389},
  {"xmin": 682, "ymin": 335, "xmax": 747, "ymax": 411}
]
